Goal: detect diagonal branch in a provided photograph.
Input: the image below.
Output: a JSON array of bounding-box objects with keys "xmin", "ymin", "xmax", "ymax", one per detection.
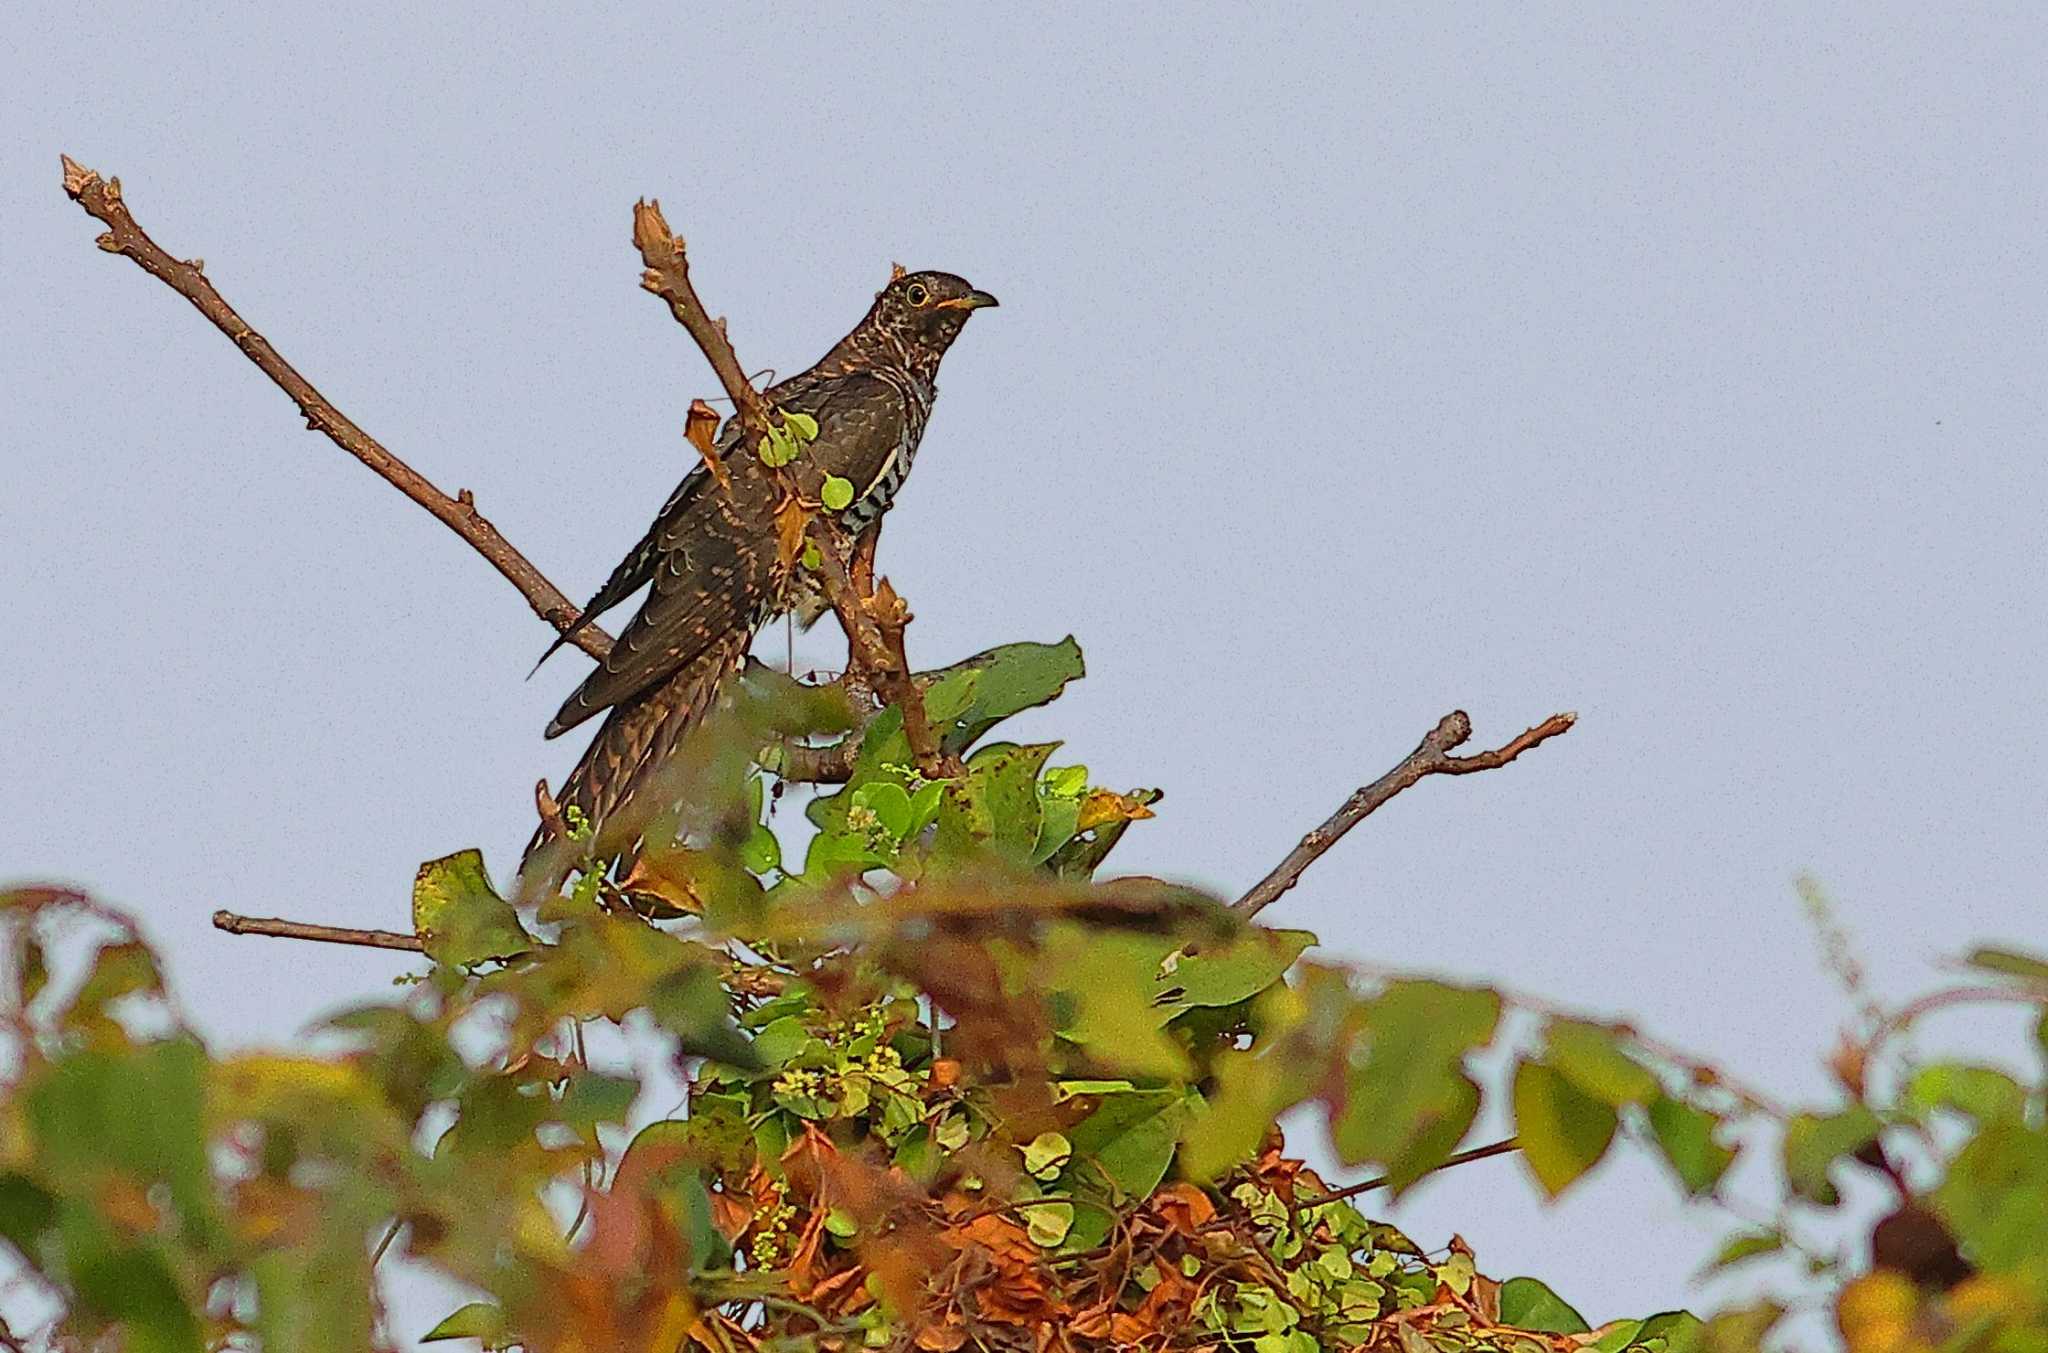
[
  {"xmin": 1232, "ymin": 709, "xmax": 1577, "ymax": 917},
  {"xmin": 59, "ymin": 156, "xmax": 613, "ymax": 661}
]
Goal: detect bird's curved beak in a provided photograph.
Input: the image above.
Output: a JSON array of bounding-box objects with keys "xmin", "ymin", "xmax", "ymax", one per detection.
[{"xmin": 938, "ymin": 290, "xmax": 1000, "ymax": 311}]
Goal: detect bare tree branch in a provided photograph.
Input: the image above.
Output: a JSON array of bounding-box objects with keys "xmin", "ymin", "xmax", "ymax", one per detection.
[
  {"xmin": 1232, "ymin": 709, "xmax": 1577, "ymax": 917},
  {"xmin": 211, "ymin": 909, "xmax": 423, "ymax": 952},
  {"xmin": 59, "ymin": 156, "xmax": 613, "ymax": 661}
]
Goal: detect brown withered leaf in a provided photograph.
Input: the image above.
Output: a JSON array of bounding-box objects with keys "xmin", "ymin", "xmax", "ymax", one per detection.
[
  {"xmin": 618, "ymin": 850, "xmax": 704, "ymax": 918},
  {"xmin": 913, "ymin": 1316, "xmax": 968, "ymax": 1352},
  {"xmin": 775, "ymin": 495, "xmax": 811, "ymax": 570},
  {"xmin": 684, "ymin": 398, "xmax": 729, "ymax": 493},
  {"xmin": 1151, "ymin": 1181, "xmax": 1218, "ymax": 1235}
]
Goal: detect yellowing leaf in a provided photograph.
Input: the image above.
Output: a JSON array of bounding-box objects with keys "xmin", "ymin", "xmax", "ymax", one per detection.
[
  {"xmin": 1076, "ymin": 789, "xmax": 1156, "ymax": 832},
  {"xmin": 1512, "ymin": 1059, "xmax": 1617, "ymax": 1198},
  {"xmin": 412, "ymin": 849, "xmax": 530, "ymax": 968}
]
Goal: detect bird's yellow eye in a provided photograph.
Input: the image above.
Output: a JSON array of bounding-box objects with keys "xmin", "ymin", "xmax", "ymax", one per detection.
[{"xmin": 905, "ymin": 282, "xmax": 930, "ymax": 307}]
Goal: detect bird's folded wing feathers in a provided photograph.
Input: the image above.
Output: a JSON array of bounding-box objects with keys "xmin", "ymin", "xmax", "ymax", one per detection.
[
  {"xmin": 542, "ymin": 372, "xmax": 906, "ymax": 738},
  {"xmin": 528, "ymin": 463, "xmax": 714, "ymax": 676}
]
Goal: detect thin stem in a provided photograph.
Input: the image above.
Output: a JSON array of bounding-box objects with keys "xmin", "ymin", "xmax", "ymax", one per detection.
[
  {"xmin": 1293, "ymin": 1137, "xmax": 1524, "ymax": 1213},
  {"xmin": 211, "ymin": 910, "xmax": 422, "ymax": 952}
]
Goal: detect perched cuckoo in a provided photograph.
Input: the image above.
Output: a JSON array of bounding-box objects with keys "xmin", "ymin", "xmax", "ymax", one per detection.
[{"xmin": 523, "ymin": 269, "xmax": 997, "ymax": 876}]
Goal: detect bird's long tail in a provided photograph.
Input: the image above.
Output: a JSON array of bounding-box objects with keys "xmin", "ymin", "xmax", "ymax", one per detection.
[{"xmin": 519, "ymin": 626, "xmax": 755, "ymax": 888}]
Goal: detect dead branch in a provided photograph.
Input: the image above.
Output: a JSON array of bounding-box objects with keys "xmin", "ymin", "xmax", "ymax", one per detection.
[
  {"xmin": 1232, "ymin": 709, "xmax": 1577, "ymax": 917},
  {"xmin": 59, "ymin": 156, "xmax": 612, "ymax": 661},
  {"xmin": 211, "ymin": 909, "xmax": 423, "ymax": 952}
]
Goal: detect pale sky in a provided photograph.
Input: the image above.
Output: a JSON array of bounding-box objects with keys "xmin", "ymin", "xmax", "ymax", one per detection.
[{"xmin": 5, "ymin": 5, "xmax": 2046, "ymax": 1346}]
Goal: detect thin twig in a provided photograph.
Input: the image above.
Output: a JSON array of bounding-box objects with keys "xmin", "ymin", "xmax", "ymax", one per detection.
[
  {"xmin": 211, "ymin": 909, "xmax": 422, "ymax": 952},
  {"xmin": 631, "ymin": 199, "xmax": 774, "ymax": 441},
  {"xmin": 59, "ymin": 157, "xmax": 612, "ymax": 661},
  {"xmin": 1232, "ymin": 710, "xmax": 1577, "ymax": 917},
  {"xmin": 1867, "ymin": 984, "xmax": 2048, "ymax": 1057},
  {"xmin": 1293, "ymin": 1137, "xmax": 1524, "ymax": 1214}
]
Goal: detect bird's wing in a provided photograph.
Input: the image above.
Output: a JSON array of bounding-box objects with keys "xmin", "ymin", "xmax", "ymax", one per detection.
[
  {"xmin": 544, "ymin": 374, "xmax": 904, "ymax": 737},
  {"xmin": 528, "ymin": 462, "xmax": 715, "ymax": 676}
]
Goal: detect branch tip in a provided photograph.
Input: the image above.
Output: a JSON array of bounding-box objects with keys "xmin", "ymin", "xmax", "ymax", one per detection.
[
  {"xmin": 1232, "ymin": 707, "xmax": 1577, "ymax": 916},
  {"xmin": 60, "ymin": 154, "xmax": 95, "ymax": 197}
]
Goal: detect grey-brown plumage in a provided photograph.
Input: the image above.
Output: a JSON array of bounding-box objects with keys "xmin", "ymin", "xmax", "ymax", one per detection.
[{"xmin": 523, "ymin": 270, "xmax": 996, "ymax": 877}]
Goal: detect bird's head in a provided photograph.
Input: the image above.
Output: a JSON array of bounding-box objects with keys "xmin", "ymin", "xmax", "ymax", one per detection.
[{"xmin": 866, "ymin": 267, "xmax": 998, "ymax": 363}]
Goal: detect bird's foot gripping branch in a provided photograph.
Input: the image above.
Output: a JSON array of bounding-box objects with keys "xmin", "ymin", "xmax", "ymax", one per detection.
[{"xmin": 48, "ymin": 160, "xmax": 2048, "ymax": 1351}]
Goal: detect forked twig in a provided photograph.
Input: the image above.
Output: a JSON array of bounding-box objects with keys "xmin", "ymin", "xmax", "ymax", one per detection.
[{"xmin": 1233, "ymin": 710, "xmax": 1576, "ymax": 917}]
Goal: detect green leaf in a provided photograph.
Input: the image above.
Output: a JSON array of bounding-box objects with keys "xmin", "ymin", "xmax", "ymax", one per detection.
[
  {"xmin": 1031, "ymin": 794, "xmax": 1082, "ymax": 863},
  {"xmin": 783, "ymin": 411, "xmax": 820, "ymax": 441},
  {"xmin": 67, "ymin": 940, "xmax": 162, "ymax": 1020},
  {"xmin": 1181, "ymin": 1052, "xmax": 1289, "ymax": 1181},
  {"xmin": 1045, "ymin": 787, "xmax": 1162, "ymax": 878},
  {"xmin": 1964, "ymin": 946, "xmax": 2048, "ymax": 984},
  {"xmin": 749, "ymin": 1016, "xmax": 813, "ymax": 1068},
  {"xmin": 739, "ymin": 821, "xmax": 782, "ymax": 875},
  {"xmin": 1546, "ymin": 1021, "xmax": 1659, "ymax": 1106},
  {"xmin": 1512, "ymin": 1059, "xmax": 1618, "ymax": 1197},
  {"xmin": 412, "ymin": 849, "xmax": 530, "ymax": 967},
  {"xmin": 1159, "ymin": 929, "xmax": 1314, "ymax": 1010},
  {"xmin": 1905, "ymin": 1063, "xmax": 2026, "ymax": 1123},
  {"xmin": 1331, "ymin": 982, "xmax": 1498, "ymax": 1192},
  {"xmin": 1042, "ymin": 764, "xmax": 1089, "ymax": 797},
  {"xmin": 953, "ymin": 741, "xmax": 1058, "ymax": 858},
  {"xmin": 820, "ymin": 474, "xmax": 854, "ymax": 511},
  {"xmin": 555, "ymin": 1072, "xmax": 639, "ymax": 1126},
  {"xmin": 1068, "ymin": 1090, "xmax": 1186, "ymax": 1200},
  {"xmin": 1586, "ymin": 1319, "xmax": 1644, "ymax": 1352},
  {"xmin": 0, "ymin": 1174, "xmax": 55, "ymax": 1257},
  {"xmin": 1022, "ymin": 1200, "xmax": 1074, "ymax": 1247},
  {"xmin": 1935, "ymin": 1120, "xmax": 2048, "ymax": 1273},
  {"xmin": 1646, "ymin": 1096, "xmax": 1734, "ymax": 1195},
  {"xmin": 1632, "ymin": 1311, "xmax": 1705, "ymax": 1352},
  {"xmin": 1497, "ymin": 1277, "xmax": 1590, "ymax": 1333},
  {"xmin": 252, "ymin": 1225, "xmax": 374, "ymax": 1353},
  {"xmin": 851, "ymin": 781, "xmax": 914, "ymax": 841},
  {"xmin": 423, "ymin": 1302, "xmax": 507, "ymax": 1345},
  {"xmin": 1020, "ymin": 1131, "xmax": 1072, "ymax": 1180},
  {"xmin": 1781, "ymin": 1106, "xmax": 1881, "ymax": 1205},
  {"xmin": 1046, "ymin": 929, "xmax": 1190, "ymax": 1078},
  {"xmin": 925, "ymin": 638, "xmax": 1086, "ymax": 754},
  {"xmin": 26, "ymin": 1040, "xmax": 218, "ymax": 1249},
  {"xmin": 804, "ymin": 708, "xmax": 911, "ymax": 872},
  {"xmin": 1703, "ymin": 1231, "xmax": 1782, "ymax": 1273},
  {"xmin": 66, "ymin": 1233, "xmax": 204, "ymax": 1353}
]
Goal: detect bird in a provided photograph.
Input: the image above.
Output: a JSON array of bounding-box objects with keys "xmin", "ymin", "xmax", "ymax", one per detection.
[{"xmin": 521, "ymin": 267, "xmax": 997, "ymax": 882}]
